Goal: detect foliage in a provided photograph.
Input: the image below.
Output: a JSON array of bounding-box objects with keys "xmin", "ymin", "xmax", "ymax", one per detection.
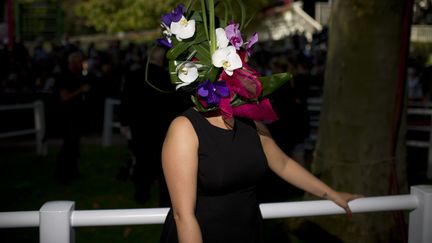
[
  {"xmin": 65, "ymin": 0, "xmax": 272, "ymax": 34},
  {"xmin": 70, "ymin": 0, "xmax": 176, "ymax": 33}
]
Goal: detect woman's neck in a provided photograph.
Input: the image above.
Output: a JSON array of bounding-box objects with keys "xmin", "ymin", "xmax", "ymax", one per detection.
[{"xmin": 201, "ymin": 110, "xmax": 235, "ymax": 130}]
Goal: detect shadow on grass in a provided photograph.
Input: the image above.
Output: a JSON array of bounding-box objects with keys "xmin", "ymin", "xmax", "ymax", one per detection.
[
  {"xmin": 0, "ymin": 141, "xmax": 349, "ymax": 243},
  {"xmin": 0, "ymin": 143, "xmax": 163, "ymax": 243}
]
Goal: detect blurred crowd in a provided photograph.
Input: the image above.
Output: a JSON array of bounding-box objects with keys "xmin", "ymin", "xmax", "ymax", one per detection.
[
  {"xmin": 0, "ymin": 36, "xmax": 151, "ymax": 135},
  {"xmin": 0, "ymin": 29, "xmax": 326, "ymax": 135},
  {"xmin": 0, "ymin": 25, "xmax": 431, "ymax": 137}
]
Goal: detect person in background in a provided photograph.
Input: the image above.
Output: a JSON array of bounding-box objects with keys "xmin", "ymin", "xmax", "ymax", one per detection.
[
  {"xmin": 54, "ymin": 51, "xmax": 90, "ymax": 184},
  {"xmin": 119, "ymin": 46, "xmax": 183, "ymax": 205}
]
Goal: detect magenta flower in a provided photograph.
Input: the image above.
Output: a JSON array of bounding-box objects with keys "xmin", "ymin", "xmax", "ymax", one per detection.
[
  {"xmin": 225, "ymin": 23, "xmax": 243, "ymax": 50},
  {"xmin": 162, "ymin": 4, "xmax": 185, "ymax": 27},
  {"xmin": 197, "ymin": 80, "xmax": 230, "ymax": 107}
]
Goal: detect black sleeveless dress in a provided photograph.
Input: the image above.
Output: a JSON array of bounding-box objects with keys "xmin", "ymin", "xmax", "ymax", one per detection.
[{"xmin": 160, "ymin": 108, "xmax": 269, "ymax": 243}]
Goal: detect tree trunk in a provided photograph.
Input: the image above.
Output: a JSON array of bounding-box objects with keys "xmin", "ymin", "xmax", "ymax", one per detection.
[{"xmin": 288, "ymin": 0, "xmax": 411, "ymax": 242}]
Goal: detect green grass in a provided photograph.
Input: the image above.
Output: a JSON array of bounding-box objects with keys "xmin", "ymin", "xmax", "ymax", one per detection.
[
  {"xmin": 0, "ymin": 143, "xmax": 163, "ymax": 243},
  {"xmin": 0, "ymin": 141, "xmax": 304, "ymax": 243},
  {"xmin": 3, "ymin": 140, "xmax": 429, "ymax": 243}
]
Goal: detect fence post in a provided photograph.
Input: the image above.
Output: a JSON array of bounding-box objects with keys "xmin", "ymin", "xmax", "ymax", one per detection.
[
  {"xmin": 40, "ymin": 201, "xmax": 75, "ymax": 243},
  {"xmin": 102, "ymin": 98, "xmax": 114, "ymax": 147},
  {"xmin": 408, "ymin": 185, "xmax": 432, "ymax": 243},
  {"xmin": 34, "ymin": 100, "xmax": 47, "ymax": 156},
  {"xmin": 428, "ymin": 114, "xmax": 432, "ymax": 179}
]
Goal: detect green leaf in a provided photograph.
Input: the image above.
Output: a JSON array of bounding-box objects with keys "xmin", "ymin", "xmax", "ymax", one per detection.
[
  {"xmin": 190, "ymin": 43, "xmax": 212, "ymax": 65},
  {"xmin": 221, "ymin": 1, "xmax": 229, "ymax": 27},
  {"xmin": 208, "ymin": 0, "xmax": 216, "ymax": 54},
  {"xmin": 199, "ymin": 0, "xmax": 209, "ymax": 42},
  {"xmin": 144, "ymin": 45, "xmax": 174, "ymax": 93},
  {"xmin": 243, "ymin": 11, "xmax": 256, "ymax": 29},
  {"xmin": 260, "ymin": 72, "xmax": 293, "ymax": 97},
  {"xmin": 168, "ymin": 60, "xmax": 181, "ymax": 85},
  {"xmin": 191, "ymin": 95, "xmax": 218, "ymax": 112},
  {"xmin": 235, "ymin": 0, "xmax": 246, "ymax": 30},
  {"xmin": 166, "ymin": 24, "xmax": 208, "ymax": 60},
  {"xmin": 230, "ymin": 95, "xmax": 251, "ymax": 107},
  {"xmin": 205, "ymin": 66, "xmax": 220, "ymax": 83},
  {"xmin": 225, "ymin": 0, "xmax": 234, "ymax": 24}
]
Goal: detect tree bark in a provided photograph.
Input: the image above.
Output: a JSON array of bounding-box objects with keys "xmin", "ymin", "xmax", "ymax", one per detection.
[{"xmin": 289, "ymin": 0, "xmax": 411, "ymax": 242}]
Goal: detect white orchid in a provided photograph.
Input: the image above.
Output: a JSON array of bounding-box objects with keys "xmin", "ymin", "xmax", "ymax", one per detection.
[
  {"xmin": 212, "ymin": 46, "xmax": 242, "ymax": 76},
  {"xmin": 176, "ymin": 62, "xmax": 201, "ymax": 89},
  {"xmin": 215, "ymin": 28, "xmax": 229, "ymax": 48},
  {"xmin": 170, "ymin": 16, "xmax": 196, "ymax": 41}
]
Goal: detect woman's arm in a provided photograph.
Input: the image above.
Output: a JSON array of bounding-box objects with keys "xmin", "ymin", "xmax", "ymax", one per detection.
[
  {"xmin": 255, "ymin": 122, "xmax": 362, "ymax": 217},
  {"xmin": 162, "ymin": 116, "xmax": 203, "ymax": 243}
]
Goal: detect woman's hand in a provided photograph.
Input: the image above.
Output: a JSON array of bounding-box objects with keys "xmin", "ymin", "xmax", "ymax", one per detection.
[{"xmin": 325, "ymin": 191, "xmax": 363, "ymax": 219}]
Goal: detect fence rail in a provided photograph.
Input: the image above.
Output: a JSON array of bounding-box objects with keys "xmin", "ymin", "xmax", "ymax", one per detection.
[
  {"xmin": 0, "ymin": 100, "xmax": 47, "ymax": 155},
  {"xmin": 0, "ymin": 185, "xmax": 430, "ymax": 243}
]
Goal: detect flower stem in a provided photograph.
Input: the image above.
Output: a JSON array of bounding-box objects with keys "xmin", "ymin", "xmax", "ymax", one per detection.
[
  {"xmin": 208, "ymin": 0, "xmax": 216, "ymax": 55},
  {"xmin": 200, "ymin": 0, "xmax": 209, "ymax": 43}
]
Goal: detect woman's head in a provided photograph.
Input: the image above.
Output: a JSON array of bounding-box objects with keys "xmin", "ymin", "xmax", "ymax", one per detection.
[{"xmin": 156, "ymin": 1, "xmax": 292, "ymax": 123}]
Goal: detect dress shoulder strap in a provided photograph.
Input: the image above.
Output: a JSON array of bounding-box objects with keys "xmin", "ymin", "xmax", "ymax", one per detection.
[{"xmin": 180, "ymin": 107, "xmax": 207, "ymax": 139}]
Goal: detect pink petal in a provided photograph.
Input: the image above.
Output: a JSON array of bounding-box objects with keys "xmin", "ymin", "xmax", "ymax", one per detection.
[
  {"xmin": 219, "ymin": 97, "xmax": 233, "ymax": 120},
  {"xmin": 233, "ymin": 98, "xmax": 279, "ymax": 123},
  {"xmin": 221, "ymin": 68, "xmax": 262, "ymax": 99}
]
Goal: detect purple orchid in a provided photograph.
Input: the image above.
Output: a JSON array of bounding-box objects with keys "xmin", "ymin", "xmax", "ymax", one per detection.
[
  {"xmin": 197, "ymin": 80, "xmax": 230, "ymax": 107},
  {"xmin": 246, "ymin": 32, "xmax": 258, "ymax": 56},
  {"xmin": 162, "ymin": 3, "xmax": 186, "ymax": 27},
  {"xmin": 225, "ymin": 23, "xmax": 243, "ymax": 50},
  {"xmin": 157, "ymin": 38, "xmax": 172, "ymax": 48}
]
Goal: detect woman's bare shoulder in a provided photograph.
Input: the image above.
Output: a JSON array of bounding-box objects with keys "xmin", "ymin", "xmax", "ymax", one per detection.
[
  {"xmin": 166, "ymin": 115, "xmax": 197, "ymax": 141},
  {"xmin": 163, "ymin": 115, "xmax": 198, "ymax": 158},
  {"xmin": 169, "ymin": 115, "xmax": 193, "ymax": 130}
]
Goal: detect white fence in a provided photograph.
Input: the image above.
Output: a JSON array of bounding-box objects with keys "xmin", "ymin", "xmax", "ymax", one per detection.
[
  {"xmin": 0, "ymin": 185, "xmax": 430, "ymax": 243},
  {"xmin": 0, "ymin": 100, "xmax": 47, "ymax": 155},
  {"xmin": 101, "ymin": 98, "xmax": 121, "ymax": 147}
]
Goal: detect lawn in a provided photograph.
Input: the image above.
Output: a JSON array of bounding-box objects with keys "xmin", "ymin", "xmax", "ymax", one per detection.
[
  {"xmin": 0, "ymin": 139, "xmax": 301, "ymax": 243},
  {"xmin": 3, "ymin": 136, "xmax": 427, "ymax": 242},
  {"xmin": 0, "ymin": 140, "xmax": 165, "ymax": 243}
]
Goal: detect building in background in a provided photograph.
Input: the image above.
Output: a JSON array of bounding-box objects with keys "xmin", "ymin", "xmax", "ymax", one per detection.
[{"xmin": 0, "ymin": 0, "xmax": 63, "ymax": 46}]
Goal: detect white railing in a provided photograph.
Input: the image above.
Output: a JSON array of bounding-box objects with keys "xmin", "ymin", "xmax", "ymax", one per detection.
[
  {"xmin": 101, "ymin": 98, "xmax": 121, "ymax": 147},
  {"xmin": 0, "ymin": 185, "xmax": 430, "ymax": 243},
  {"xmin": 0, "ymin": 100, "xmax": 47, "ymax": 155},
  {"xmin": 307, "ymin": 97, "xmax": 432, "ymax": 179}
]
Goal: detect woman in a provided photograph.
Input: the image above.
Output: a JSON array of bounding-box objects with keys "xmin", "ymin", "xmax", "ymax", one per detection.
[
  {"xmin": 157, "ymin": 2, "xmax": 361, "ymax": 242},
  {"xmin": 159, "ymin": 108, "xmax": 361, "ymax": 243}
]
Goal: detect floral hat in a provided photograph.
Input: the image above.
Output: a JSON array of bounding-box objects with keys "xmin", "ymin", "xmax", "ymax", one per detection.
[{"xmin": 157, "ymin": 1, "xmax": 291, "ymax": 123}]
